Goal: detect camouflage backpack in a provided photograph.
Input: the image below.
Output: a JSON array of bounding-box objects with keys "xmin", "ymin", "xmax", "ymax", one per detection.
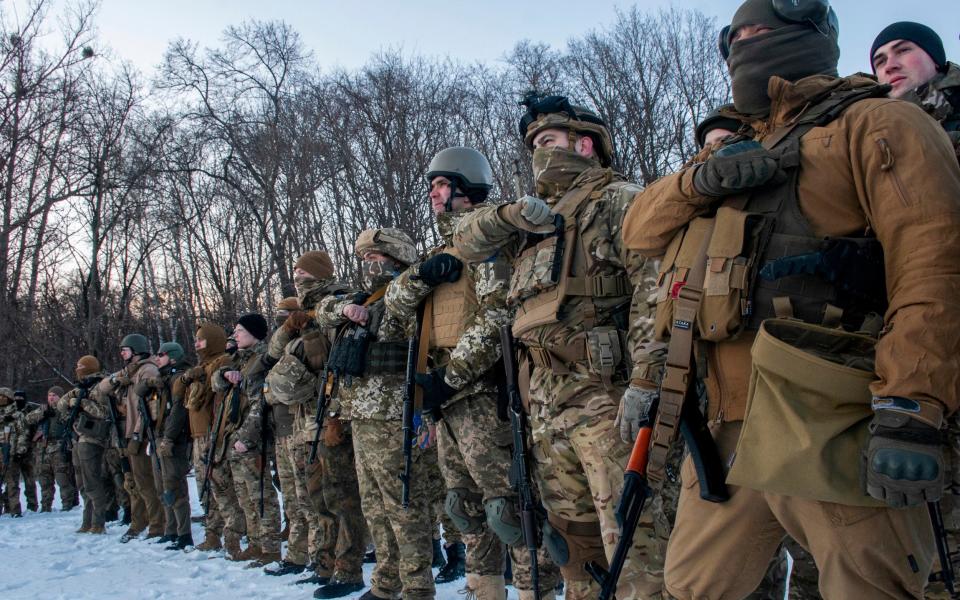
[{"xmin": 265, "ymin": 336, "xmax": 318, "ymax": 406}]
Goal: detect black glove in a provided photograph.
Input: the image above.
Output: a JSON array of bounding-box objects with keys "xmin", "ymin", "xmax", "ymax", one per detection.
[
  {"xmin": 43, "ymin": 407, "xmax": 56, "ymax": 419},
  {"xmin": 415, "ymin": 368, "xmax": 458, "ymax": 418},
  {"xmin": 864, "ymin": 404, "xmax": 943, "ymax": 508},
  {"xmin": 692, "ymin": 140, "xmax": 784, "ymax": 197},
  {"xmin": 416, "ymin": 254, "xmax": 463, "ymax": 287}
]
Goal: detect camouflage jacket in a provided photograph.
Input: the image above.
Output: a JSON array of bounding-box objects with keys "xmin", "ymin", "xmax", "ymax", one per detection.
[
  {"xmin": 453, "ymin": 168, "xmax": 664, "ymax": 391},
  {"xmin": 314, "ymin": 283, "xmax": 410, "ymax": 421},
  {"xmin": 385, "ymin": 210, "xmax": 510, "ymax": 404},
  {"xmin": 59, "ymin": 374, "xmax": 118, "ymax": 448},
  {"xmin": 902, "ymin": 62, "xmax": 960, "ymax": 160},
  {"xmin": 0, "ymin": 403, "xmax": 28, "ymax": 457},
  {"xmin": 212, "ymin": 341, "xmax": 270, "ymax": 451},
  {"xmin": 184, "ymin": 353, "xmax": 232, "ymax": 438},
  {"xmin": 96, "ymin": 357, "xmax": 161, "ymax": 440},
  {"xmin": 24, "ymin": 402, "xmax": 70, "ymax": 448}
]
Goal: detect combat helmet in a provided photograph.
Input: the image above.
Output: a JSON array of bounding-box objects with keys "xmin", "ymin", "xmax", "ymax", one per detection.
[
  {"xmin": 119, "ymin": 333, "xmax": 150, "ymax": 356},
  {"xmin": 518, "ymin": 92, "xmax": 614, "ymax": 166},
  {"xmin": 157, "ymin": 342, "xmax": 185, "ymax": 365},
  {"xmin": 354, "ymin": 228, "xmax": 418, "ymax": 266},
  {"xmin": 426, "ymin": 147, "xmax": 494, "ymax": 209},
  {"xmin": 0, "ymin": 387, "xmax": 13, "ymax": 406}
]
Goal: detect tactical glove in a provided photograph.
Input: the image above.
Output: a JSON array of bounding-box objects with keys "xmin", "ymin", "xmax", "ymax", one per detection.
[
  {"xmin": 183, "ymin": 365, "xmax": 206, "ymax": 384},
  {"xmin": 416, "ymin": 254, "xmax": 463, "ymax": 287},
  {"xmin": 416, "ymin": 368, "xmax": 458, "ymax": 418},
  {"xmin": 157, "ymin": 438, "xmax": 173, "ymax": 458},
  {"xmin": 617, "ymin": 385, "xmax": 659, "ymax": 443},
  {"xmin": 499, "ymin": 196, "xmax": 556, "ymax": 233},
  {"xmin": 865, "ymin": 405, "xmax": 943, "ymax": 508},
  {"xmin": 692, "ymin": 140, "xmax": 784, "ymax": 198},
  {"xmin": 111, "ymin": 374, "xmax": 131, "ymax": 387}
]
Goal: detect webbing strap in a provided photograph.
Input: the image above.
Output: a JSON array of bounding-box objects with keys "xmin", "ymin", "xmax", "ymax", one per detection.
[{"xmin": 648, "ymin": 218, "xmax": 716, "ymax": 485}]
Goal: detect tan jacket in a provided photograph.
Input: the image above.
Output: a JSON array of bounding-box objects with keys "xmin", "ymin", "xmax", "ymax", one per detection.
[{"xmin": 623, "ymin": 74, "xmax": 960, "ymax": 422}]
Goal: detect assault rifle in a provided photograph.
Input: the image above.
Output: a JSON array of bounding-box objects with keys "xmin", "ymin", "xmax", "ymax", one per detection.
[
  {"xmin": 308, "ymin": 365, "xmax": 335, "ymax": 465},
  {"xmin": 200, "ymin": 384, "xmax": 234, "ymax": 505},
  {"xmin": 399, "ymin": 304, "xmax": 425, "ymax": 510},
  {"xmin": 138, "ymin": 390, "xmax": 166, "ymax": 500},
  {"xmin": 500, "ymin": 326, "xmax": 542, "ymax": 600},
  {"xmin": 929, "ymin": 501, "xmax": 959, "ymax": 599},
  {"xmin": 106, "ymin": 394, "xmax": 131, "ymax": 474},
  {"xmin": 586, "ymin": 401, "xmax": 658, "ymax": 600}
]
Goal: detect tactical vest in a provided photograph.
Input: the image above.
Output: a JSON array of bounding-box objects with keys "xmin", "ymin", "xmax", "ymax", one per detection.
[
  {"xmin": 364, "ymin": 297, "xmax": 408, "ymax": 373},
  {"xmin": 428, "ymin": 247, "xmax": 478, "ymax": 349},
  {"xmin": 329, "ymin": 291, "xmax": 407, "ymax": 378},
  {"xmin": 654, "ymin": 85, "xmax": 890, "ymax": 343}
]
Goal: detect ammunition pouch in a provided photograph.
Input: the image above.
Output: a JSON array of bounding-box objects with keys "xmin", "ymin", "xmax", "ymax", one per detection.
[
  {"xmin": 328, "ymin": 326, "xmax": 371, "ymax": 377},
  {"xmin": 524, "ymin": 327, "xmax": 627, "ymax": 383},
  {"xmin": 726, "ymin": 319, "xmax": 885, "ymax": 507},
  {"xmin": 444, "ymin": 487, "xmax": 485, "ymax": 534},
  {"xmin": 484, "ymin": 496, "xmax": 522, "ymax": 546},
  {"xmin": 76, "ymin": 413, "xmax": 111, "ymax": 441},
  {"xmin": 273, "ymin": 404, "xmax": 294, "ymax": 438},
  {"xmin": 265, "ymin": 338, "xmax": 318, "ymax": 406},
  {"xmin": 508, "ymin": 233, "xmax": 564, "ymax": 306}
]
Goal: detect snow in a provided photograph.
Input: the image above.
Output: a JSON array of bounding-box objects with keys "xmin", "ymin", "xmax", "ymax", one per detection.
[{"xmin": 0, "ymin": 476, "xmax": 535, "ymax": 600}]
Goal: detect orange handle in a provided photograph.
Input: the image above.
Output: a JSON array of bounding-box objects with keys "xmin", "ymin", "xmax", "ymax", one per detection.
[{"xmin": 625, "ymin": 426, "xmax": 652, "ymax": 475}]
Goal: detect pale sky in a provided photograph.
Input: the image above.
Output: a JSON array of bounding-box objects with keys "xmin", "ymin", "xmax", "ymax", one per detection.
[{"xmin": 67, "ymin": 0, "xmax": 960, "ymax": 79}]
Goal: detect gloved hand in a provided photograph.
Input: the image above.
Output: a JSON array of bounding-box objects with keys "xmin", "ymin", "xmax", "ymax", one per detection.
[
  {"xmin": 111, "ymin": 373, "xmax": 131, "ymax": 387},
  {"xmin": 283, "ymin": 310, "xmax": 311, "ymax": 333},
  {"xmin": 157, "ymin": 438, "xmax": 174, "ymax": 458},
  {"xmin": 123, "ymin": 472, "xmax": 136, "ymax": 495},
  {"xmin": 865, "ymin": 404, "xmax": 943, "ymax": 508},
  {"xmin": 499, "ymin": 195, "xmax": 556, "ymax": 233},
  {"xmin": 617, "ymin": 385, "xmax": 659, "ymax": 443},
  {"xmin": 692, "ymin": 140, "xmax": 784, "ymax": 197},
  {"xmin": 416, "ymin": 254, "xmax": 463, "ymax": 287},
  {"xmin": 183, "ymin": 365, "xmax": 206, "ymax": 384},
  {"xmin": 415, "ymin": 368, "xmax": 458, "ymax": 418}
]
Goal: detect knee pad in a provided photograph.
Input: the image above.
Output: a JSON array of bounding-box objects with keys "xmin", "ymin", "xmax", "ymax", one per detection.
[
  {"xmin": 444, "ymin": 487, "xmax": 485, "ymax": 534},
  {"xmin": 484, "ymin": 496, "xmax": 522, "ymax": 546},
  {"xmin": 542, "ymin": 514, "xmax": 606, "ymax": 582}
]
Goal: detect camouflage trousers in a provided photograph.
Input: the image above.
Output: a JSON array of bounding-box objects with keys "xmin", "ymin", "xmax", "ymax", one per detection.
[
  {"xmin": 276, "ymin": 433, "xmax": 315, "ymax": 566},
  {"xmin": 436, "ymin": 392, "xmax": 561, "ymax": 595},
  {"xmin": 209, "ymin": 453, "xmax": 245, "ymax": 546},
  {"xmin": 528, "ymin": 364, "xmax": 669, "ymax": 600},
  {"xmin": 306, "ymin": 447, "xmax": 340, "ymax": 577},
  {"xmin": 77, "ymin": 441, "xmax": 110, "ymax": 528},
  {"xmin": 353, "ymin": 418, "xmax": 436, "ymax": 599},
  {"xmin": 422, "ymin": 444, "xmax": 461, "ymax": 546},
  {"xmin": 127, "ymin": 440, "xmax": 165, "ymax": 535},
  {"xmin": 151, "ymin": 441, "xmax": 192, "ymax": 537},
  {"xmin": 192, "ymin": 436, "xmax": 226, "ymax": 536},
  {"xmin": 312, "ymin": 425, "xmax": 366, "ymax": 582},
  {"xmin": 103, "ymin": 446, "xmax": 129, "ymax": 515},
  {"xmin": 230, "ymin": 446, "xmax": 282, "ymax": 554},
  {"xmin": 20, "ymin": 447, "xmax": 38, "ymax": 511},
  {"xmin": 2, "ymin": 454, "xmax": 30, "ymax": 515},
  {"xmin": 34, "ymin": 442, "xmax": 79, "ymax": 511}
]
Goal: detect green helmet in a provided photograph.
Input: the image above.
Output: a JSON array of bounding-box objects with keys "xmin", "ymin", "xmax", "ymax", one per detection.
[
  {"xmin": 157, "ymin": 342, "xmax": 185, "ymax": 365},
  {"xmin": 425, "ymin": 147, "xmax": 493, "ymax": 192},
  {"xmin": 354, "ymin": 228, "xmax": 418, "ymax": 266},
  {"xmin": 518, "ymin": 92, "xmax": 614, "ymax": 166},
  {"xmin": 0, "ymin": 387, "xmax": 13, "ymax": 405},
  {"xmin": 120, "ymin": 333, "xmax": 150, "ymax": 356}
]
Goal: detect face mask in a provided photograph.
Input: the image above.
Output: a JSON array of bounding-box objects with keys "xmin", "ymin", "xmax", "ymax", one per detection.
[
  {"xmin": 295, "ymin": 276, "xmax": 327, "ymax": 310},
  {"xmin": 728, "ymin": 25, "xmax": 839, "ymax": 116},
  {"xmin": 532, "ymin": 145, "xmax": 599, "ymax": 198},
  {"xmin": 362, "ymin": 259, "xmax": 397, "ymax": 291}
]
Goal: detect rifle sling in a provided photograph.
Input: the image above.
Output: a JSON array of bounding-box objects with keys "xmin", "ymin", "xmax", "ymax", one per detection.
[{"xmin": 648, "ymin": 218, "xmax": 716, "ymax": 485}]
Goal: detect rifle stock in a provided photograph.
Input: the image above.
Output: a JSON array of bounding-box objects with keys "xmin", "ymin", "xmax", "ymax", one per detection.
[
  {"xmin": 106, "ymin": 395, "xmax": 131, "ymax": 474},
  {"xmin": 201, "ymin": 385, "xmax": 232, "ymax": 505},
  {"xmin": 308, "ymin": 369, "xmax": 333, "ymax": 465}
]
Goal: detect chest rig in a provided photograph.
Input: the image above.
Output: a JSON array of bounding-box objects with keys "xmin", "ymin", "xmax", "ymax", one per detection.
[{"xmin": 426, "ymin": 246, "xmax": 478, "ymax": 350}]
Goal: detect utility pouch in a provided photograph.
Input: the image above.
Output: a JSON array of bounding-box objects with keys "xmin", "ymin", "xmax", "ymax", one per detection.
[
  {"xmin": 726, "ymin": 318, "xmax": 885, "ymax": 507},
  {"xmin": 585, "ymin": 327, "xmax": 625, "ymax": 383},
  {"xmin": 508, "ymin": 235, "xmax": 562, "ymax": 306},
  {"xmin": 265, "ymin": 343, "xmax": 317, "ymax": 406},
  {"xmin": 328, "ymin": 327, "xmax": 370, "ymax": 377},
  {"xmin": 77, "ymin": 413, "xmax": 111, "ymax": 440}
]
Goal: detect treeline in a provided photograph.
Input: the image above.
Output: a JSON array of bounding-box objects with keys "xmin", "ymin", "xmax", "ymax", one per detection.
[{"xmin": 0, "ymin": 0, "xmax": 729, "ymax": 392}]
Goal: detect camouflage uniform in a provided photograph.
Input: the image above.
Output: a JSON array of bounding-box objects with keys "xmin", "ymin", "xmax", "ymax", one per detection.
[
  {"xmin": 422, "ymin": 444, "xmax": 461, "ymax": 547},
  {"xmin": 0, "ymin": 392, "xmax": 29, "ymax": 516},
  {"xmin": 452, "ymin": 121, "xmax": 669, "ymax": 598},
  {"xmin": 315, "ymin": 257, "xmax": 436, "ymax": 600},
  {"xmin": 386, "ymin": 208, "xmax": 561, "ymax": 598},
  {"xmin": 25, "ymin": 402, "xmax": 79, "ymax": 511},
  {"xmin": 18, "ymin": 407, "xmax": 39, "ymax": 512},
  {"xmin": 212, "ymin": 340, "xmax": 282, "ymax": 560}
]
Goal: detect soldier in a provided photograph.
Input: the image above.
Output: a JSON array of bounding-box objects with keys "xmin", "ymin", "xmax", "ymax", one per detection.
[
  {"xmin": 98, "ymin": 333, "xmax": 165, "ymax": 542},
  {"xmin": 25, "ymin": 386, "xmax": 80, "ymax": 512},
  {"xmin": 14, "ymin": 390, "xmax": 41, "ymax": 512},
  {"xmin": 422, "ymin": 442, "xmax": 465, "ymax": 582},
  {"xmin": 137, "ymin": 342, "xmax": 194, "ymax": 550},
  {"xmin": 186, "ymin": 322, "xmax": 245, "ymax": 555},
  {"xmin": 270, "ymin": 296, "xmax": 300, "ymax": 542},
  {"xmin": 314, "ymin": 228, "xmax": 436, "ymax": 600},
  {"xmin": 871, "ymin": 22, "xmax": 958, "ymax": 155},
  {"xmin": 386, "ymin": 146, "xmax": 561, "ymax": 599},
  {"xmin": 452, "ymin": 95, "xmax": 669, "ymax": 597},
  {"xmin": 0, "ymin": 387, "xmax": 28, "ymax": 517},
  {"xmin": 59, "ymin": 355, "xmax": 112, "ymax": 533},
  {"xmin": 212, "ymin": 313, "xmax": 282, "ymax": 566},
  {"xmin": 623, "ymin": 1, "xmax": 960, "ymax": 598}
]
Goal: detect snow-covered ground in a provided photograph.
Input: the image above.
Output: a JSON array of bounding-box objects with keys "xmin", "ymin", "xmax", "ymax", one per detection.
[{"xmin": 0, "ymin": 476, "xmax": 537, "ymax": 599}]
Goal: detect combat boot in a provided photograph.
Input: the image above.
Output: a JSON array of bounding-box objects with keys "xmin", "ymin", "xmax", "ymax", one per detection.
[
  {"xmin": 246, "ymin": 549, "xmax": 280, "ymax": 568},
  {"xmin": 464, "ymin": 574, "xmax": 506, "ymax": 600},
  {"xmin": 265, "ymin": 560, "xmax": 307, "ymax": 576},
  {"xmin": 88, "ymin": 526, "xmax": 106, "ymax": 535},
  {"xmin": 196, "ymin": 531, "xmax": 222, "ymax": 551},
  {"xmin": 166, "ymin": 533, "xmax": 194, "ymax": 551},
  {"xmin": 518, "ymin": 590, "xmax": 555, "ymax": 600},
  {"xmin": 313, "ymin": 578, "xmax": 365, "ymax": 598},
  {"xmin": 75, "ymin": 525, "xmax": 91, "ymax": 534},
  {"xmin": 435, "ymin": 542, "xmax": 466, "ymax": 583},
  {"xmin": 155, "ymin": 534, "xmax": 177, "ymax": 544},
  {"xmin": 236, "ymin": 543, "xmax": 262, "ymax": 562},
  {"xmin": 224, "ymin": 536, "xmax": 243, "ymax": 561},
  {"xmin": 357, "ymin": 590, "xmax": 392, "ymax": 600},
  {"xmin": 119, "ymin": 528, "xmax": 141, "ymax": 543},
  {"xmin": 295, "ymin": 573, "xmax": 330, "ymax": 586},
  {"xmin": 432, "ymin": 538, "xmax": 446, "ymax": 569}
]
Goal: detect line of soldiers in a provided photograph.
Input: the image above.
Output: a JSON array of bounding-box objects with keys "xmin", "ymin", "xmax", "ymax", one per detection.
[{"xmin": 4, "ymin": 2, "xmax": 960, "ymax": 599}]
